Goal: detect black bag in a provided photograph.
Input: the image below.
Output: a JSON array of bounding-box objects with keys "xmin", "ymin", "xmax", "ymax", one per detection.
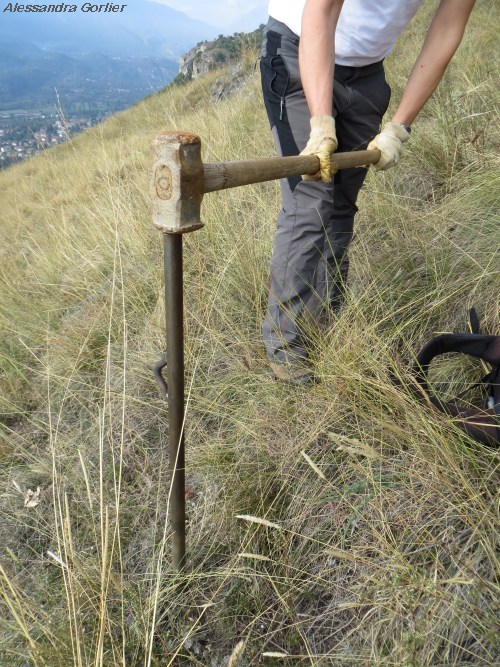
[{"xmin": 413, "ymin": 312, "xmax": 499, "ymax": 446}]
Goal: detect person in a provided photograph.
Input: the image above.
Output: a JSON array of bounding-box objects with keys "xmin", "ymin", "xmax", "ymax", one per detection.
[{"xmin": 260, "ymin": 0, "xmax": 476, "ymax": 383}]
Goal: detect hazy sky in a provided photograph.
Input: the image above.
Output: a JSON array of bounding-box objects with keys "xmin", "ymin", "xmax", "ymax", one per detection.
[{"xmin": 153, "ymin": 0, "xmax": 268, "ymax": 29}]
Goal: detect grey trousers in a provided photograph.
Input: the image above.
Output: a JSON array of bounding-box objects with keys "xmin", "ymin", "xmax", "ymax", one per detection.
[{"xmin": 260, "ymin": 18, "xmax": 391, "ymax": 364}]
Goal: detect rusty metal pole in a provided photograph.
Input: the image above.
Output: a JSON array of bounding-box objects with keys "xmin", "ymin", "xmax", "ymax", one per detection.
[
  {"xmin": 164, "ymin": 232, "xmax": 186, "ymax": 572},
  {"xmin": 151, "ymin": 132, "xmax": 205, "ymax": 574},
  {"xmin": 153, "ymin": 233, "xmax": 186, "ymax": 572}
]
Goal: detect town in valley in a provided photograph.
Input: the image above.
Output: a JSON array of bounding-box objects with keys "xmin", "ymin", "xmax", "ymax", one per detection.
[{"xmin": 0, "ymin": 110, "xmax": 107, "ymax": 167}]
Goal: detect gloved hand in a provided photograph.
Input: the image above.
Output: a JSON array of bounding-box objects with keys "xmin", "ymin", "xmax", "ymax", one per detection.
[
  {"xmin": 300, "ymin": 115, "xmax": 338, "ymax": 182},
  {"xmin": 368, "ymin": 122, "xmax": 410, "ymax": 171}
]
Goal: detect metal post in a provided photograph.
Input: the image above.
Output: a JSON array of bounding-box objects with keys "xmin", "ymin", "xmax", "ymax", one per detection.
[{"xmin": 164, "ymin": 232, "xmax": 186, "ymax": 572}]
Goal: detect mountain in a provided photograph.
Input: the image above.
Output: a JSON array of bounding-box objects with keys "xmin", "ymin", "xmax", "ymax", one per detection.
[
  {"xmin": 0, "ymin": 0, "xmax": 220, "ymax": 113},
  {"xmin": 0, "ymin": 43, "xmax": 178, "ymax": 112},
  {"xmin": 0, "ymin": 1, "xmax": 220, "ymax": 57}
]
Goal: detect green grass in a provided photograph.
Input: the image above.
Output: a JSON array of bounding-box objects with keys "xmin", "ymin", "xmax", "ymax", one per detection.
[{"xmin": 0, "ymin": 1, "xmax": 499, "ymax": 665}]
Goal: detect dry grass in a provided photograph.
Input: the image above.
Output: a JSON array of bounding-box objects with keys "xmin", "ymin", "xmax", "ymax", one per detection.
[{"xmin": 0, "ymin": 1, "xmax": 499, "ymax": 665}]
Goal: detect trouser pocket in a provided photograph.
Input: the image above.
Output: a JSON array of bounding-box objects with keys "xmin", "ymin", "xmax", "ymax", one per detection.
[{"xmin": 260, "ymin": 30, "xmax": 291, "ymax": 125}]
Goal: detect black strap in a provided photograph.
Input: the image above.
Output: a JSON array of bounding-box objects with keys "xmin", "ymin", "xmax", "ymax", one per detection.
[
  {"xmin": 413, "ymin": 333, "xmax": 500, "ymax": 446},
  {"xmin": 415, "ymin": 335, "xmax": 500, "ymax": 387}
]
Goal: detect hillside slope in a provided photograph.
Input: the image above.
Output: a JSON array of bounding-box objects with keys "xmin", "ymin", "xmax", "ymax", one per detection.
[{"xmin": 0, "ymin": 1, "xmax": 499, "ymax": 665}]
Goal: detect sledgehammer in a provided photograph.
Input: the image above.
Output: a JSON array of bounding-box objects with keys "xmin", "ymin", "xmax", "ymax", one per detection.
[
  {"xmin": 150, "ymin": 131, "xmax": 380, "ymax": 233},
  {"xmin": 150, "ymin": 131, "xmax": 379, "ymax": 572}
]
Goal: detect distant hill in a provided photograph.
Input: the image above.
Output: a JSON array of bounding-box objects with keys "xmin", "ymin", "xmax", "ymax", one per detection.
[
  {"xmin": 0, "ymin": 44, "xmax": 178, "ymax": 113},
  {"xmin": 0, "ymin": 0, "xmax": 220, "ymax": 112},
  {"xmin": 0, "ymin": 1, "xmax": 220, "ymax": 57}
]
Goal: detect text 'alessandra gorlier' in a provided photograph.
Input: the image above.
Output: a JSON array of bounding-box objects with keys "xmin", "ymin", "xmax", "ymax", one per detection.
[{"xmin": 3, "ymin": 3, "xmax": 127, "ymax": 12}]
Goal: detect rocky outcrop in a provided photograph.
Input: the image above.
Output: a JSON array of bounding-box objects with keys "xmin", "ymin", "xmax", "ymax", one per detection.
[
  {"xmin": 211, "ymin": 61, "xmax": 255, "ymax": 101},
  {"xmin": 179, "ymin": 39, "xmax": 235, "ymax": 80},
  {"xmin": 177, "ymin": 26, "xmax": 264, "ymax": 82}
]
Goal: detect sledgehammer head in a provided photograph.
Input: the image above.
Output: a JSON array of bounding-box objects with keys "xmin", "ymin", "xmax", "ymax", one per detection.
[{"xmin": 150, "ymin": 131, "xmax": 204, "ymax": 234}]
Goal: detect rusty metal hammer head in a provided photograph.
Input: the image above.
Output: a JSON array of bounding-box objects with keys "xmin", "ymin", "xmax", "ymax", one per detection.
[{"xmin": 150, "ymin": 131, "xmax": 204, "ymax": 234}]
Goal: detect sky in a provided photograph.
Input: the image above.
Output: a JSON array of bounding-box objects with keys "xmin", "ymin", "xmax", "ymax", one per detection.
[{"xmin": 152, "ymin": 0, "xmax": 268, "ymax": 30}]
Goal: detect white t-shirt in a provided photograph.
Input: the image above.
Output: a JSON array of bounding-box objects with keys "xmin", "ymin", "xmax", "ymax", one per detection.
[{"xmin": 267, "ymin": 0, "xmax": 424, "ymax": 66}]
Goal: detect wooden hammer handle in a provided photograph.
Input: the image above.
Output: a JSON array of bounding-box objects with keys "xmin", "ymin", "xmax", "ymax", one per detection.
[{"xmin": 203, "ymin": 149, "xmax": 380, "ymax": 193}]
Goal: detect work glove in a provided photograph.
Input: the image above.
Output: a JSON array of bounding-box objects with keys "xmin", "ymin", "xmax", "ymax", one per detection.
[
  {"xmin": 300, "ymin": 115, "xmax": 338, "ymax": 182},
  {"xmin": 368, "ymin": 122, "xmax": 410, "ymax": 171}
]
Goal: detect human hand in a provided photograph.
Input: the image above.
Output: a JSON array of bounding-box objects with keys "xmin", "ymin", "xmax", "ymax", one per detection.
[
  {"xmin": 300, "ymin": 115, "xmax": 338, "ymax": 182},
  {"xmin": 368, "ymin": 122, "xmax": 410, "ymax": 171}
]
